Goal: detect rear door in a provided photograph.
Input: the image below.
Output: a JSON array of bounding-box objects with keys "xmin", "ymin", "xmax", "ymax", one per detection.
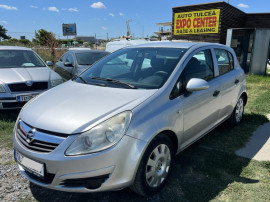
[{"xmin": 213, "ymin": 48, "xmax": 239, "ymax": 122}]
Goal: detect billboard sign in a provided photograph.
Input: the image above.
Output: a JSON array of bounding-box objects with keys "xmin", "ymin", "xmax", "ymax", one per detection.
[
  {"xmin": 174, "ymin": 9, "xmax": 220, "ymax": 35},
  {"xmin": 62, "ymin": 23, "xmax": 77, "ymax": 36}
]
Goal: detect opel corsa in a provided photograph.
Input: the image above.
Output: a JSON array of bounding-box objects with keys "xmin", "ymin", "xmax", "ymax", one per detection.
[{"xmin": 13, "ymin": 42, "xmax": 247, "ymax": 196}]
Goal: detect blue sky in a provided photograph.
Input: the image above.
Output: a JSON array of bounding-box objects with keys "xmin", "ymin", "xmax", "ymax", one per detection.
[{"xmin": 0, "ymin": 0, "xmax": 269, "ymax": 40}]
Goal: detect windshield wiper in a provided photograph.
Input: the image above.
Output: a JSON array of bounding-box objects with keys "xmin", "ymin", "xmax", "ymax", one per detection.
[
  {"xmin": 74, "ymin": 75, "xmax": 106, "ymax": 87},
  {"xmin": 91, "ymin": 77, "xmax": 136, "ymax": 89},
  {"xmin": 77, "ymin": 76, "xmax": 87, "ymax": 84}
]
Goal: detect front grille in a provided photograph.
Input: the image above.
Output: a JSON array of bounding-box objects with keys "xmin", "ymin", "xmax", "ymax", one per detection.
[
  {"xmin": 2, "ymin": 102, "xmax": 26, "ymax": 109},
  {"xmin": 16, "ymin": 121, "xmax": 64, "ymax": 153},
  {"xmin": 8, "ymin": 82, "xmax": 48, "ymax": 92}
]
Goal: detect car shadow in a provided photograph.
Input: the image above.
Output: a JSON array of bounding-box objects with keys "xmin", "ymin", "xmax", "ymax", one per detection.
[{"xmin": 28, "ymin": 113, "xmax": 268, "ymax": 201}]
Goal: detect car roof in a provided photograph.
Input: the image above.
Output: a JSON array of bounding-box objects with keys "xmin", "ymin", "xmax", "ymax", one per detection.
[
  {"xmin": 68, "ymin": 49, "xmax": 110, "ymax": 54},
  {"xmin": 127, "ymin": 41, "xmax": 228, "ymax": 50},
  {"xmin": 0, "ymin": 46, "xmax": 32, "ymax": 51}
]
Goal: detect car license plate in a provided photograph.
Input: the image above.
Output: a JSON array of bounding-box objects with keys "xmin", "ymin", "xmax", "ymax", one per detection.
[
  {"xmin": 15, "ymin": 150, "xmax": 44, "ymax": 177},
  {"xmin": 17, "ymin": 95, "xmax": 37, "ymax": 102}
]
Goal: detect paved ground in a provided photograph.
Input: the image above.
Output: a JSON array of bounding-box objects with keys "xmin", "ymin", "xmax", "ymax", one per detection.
[{"xmin": 236, "ymin": 114, "xmax": 270, "ymax": 161}]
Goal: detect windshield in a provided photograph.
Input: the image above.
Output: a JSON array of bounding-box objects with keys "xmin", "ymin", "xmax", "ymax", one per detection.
[
  {"xmin": 0, "ymin": 50, "xmax": 46, "ymax": 68},
  {"xmin": 75, "ymin": 52, "xmax": 109, "ymax": 65},
  {"xmin": 76, "ymin": 47, "xmax": 187, "ymax": 89}
]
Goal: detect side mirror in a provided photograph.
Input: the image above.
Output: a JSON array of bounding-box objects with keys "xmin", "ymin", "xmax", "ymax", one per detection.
[
  {"xmin": 186, "ymin": 78, "xmax": 209, "ymax": 92},
  {"xmin": 64, "ymin": 62, "xmax": 74, "ymax": 67},
  {"xmin": 46, "ymin": 61, "xmax": 53, "ymax": 67}
]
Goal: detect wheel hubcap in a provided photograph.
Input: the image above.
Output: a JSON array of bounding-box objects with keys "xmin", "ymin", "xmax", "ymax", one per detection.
[
  {"xmin": 145, "ymin": 144, "xmax": 171, "ymax": 188},
  {"xmin": 235, "ymin": 98, "xmax": 244, "ymax": 123}
]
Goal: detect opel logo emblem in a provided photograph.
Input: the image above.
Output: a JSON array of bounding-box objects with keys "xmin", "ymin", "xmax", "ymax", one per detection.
[
  {"xmin": 26, "ymin": 81, "xmax": 33, "ymax": 86},
  {"xmin": 26, "ymin": 129, "xmax": 35, "ymax": 144}
]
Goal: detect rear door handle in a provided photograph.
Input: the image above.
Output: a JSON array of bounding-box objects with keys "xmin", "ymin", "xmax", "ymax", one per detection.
[
  {"xmin": 213, "ymin": 90, "xmax": 220, "ymax": 97},
  {"xmin": 235, "ymin": 79, "xmax": 239, "ymax": 84}
]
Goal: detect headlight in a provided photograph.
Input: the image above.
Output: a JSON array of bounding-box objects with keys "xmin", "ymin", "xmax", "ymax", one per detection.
[
  {"xmin": 65, "ymin": 111, "xmax": 132, "ymax": 156},
  {"xmin": 50, "ymin": 79, "xmax": 63, "ymax": 88},
  {"xmin": 0, "ymin": 84, "xmax": 6, "ymax": 93}
]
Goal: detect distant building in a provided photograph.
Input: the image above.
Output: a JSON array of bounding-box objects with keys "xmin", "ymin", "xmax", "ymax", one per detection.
[
  {"xmin": 172, "ymin": 1, "xmax": 270, "ymax": 74},
  {"xmin": 155, "ymin": 1, "xmax": 270, "ymax": 75},
  {"xmin": 74, "ymin": 36, "xmax": 95, "ymax": 43},
  {"xmin": 155, "ymin": 22, "xmax": 172, "ymax": 40}
]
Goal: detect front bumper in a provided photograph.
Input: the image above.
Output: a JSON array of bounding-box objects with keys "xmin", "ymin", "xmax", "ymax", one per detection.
[
  {"xmin": 13, "ymin": 128, "xmax": 147, "ymax": 192},
  {"xmin": 0, "ymin": 92, "xmax": 40, "ymax": 109}
]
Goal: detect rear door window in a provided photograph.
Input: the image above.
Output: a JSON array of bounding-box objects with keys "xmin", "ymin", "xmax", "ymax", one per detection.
[
  {"xmin": 214, "ymin": 49, "xmax": 233, "ymax": 75},
  {"xmin": 228, "ymin": 52, "xmax": 234, "ymax": 70}
]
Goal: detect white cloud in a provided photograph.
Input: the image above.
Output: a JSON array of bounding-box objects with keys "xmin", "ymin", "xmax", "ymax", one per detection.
[
  {"xmin": 30, "ymin": 5, "xmax": 38, "ymax": 9},
  {"xmin": 109, "ymin": 13, "xmax": 115, "ymax": 17},
  {"xmin": 68, "ymin": 8, "xmax": 79, "ymax": 12},
  {"xmin": 119, "ymin": 12, "xmax": 124, "ymax": 16},
  {"xmin": 48, "ymin": 7, "xmax": 59, "ymax": 12},
  {"xmin": 0, "ymin": 20, "xmax": 8, "ymax": 24},
  {"xmin": 101, "ymin": 26, "xmax": 107, "ymax": 30},
  {"xmin": 237, "ymin": 3, "xmax": 249, "ymax": 8},
  {"xmin": 0, "ymin": 4, "xmax": 18, "ymax": 11},
  {"xmin": 91, "ymin": 2, "xmax": 106, "ymax": 9}
]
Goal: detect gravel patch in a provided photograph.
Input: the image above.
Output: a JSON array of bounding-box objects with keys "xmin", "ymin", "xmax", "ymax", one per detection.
[
  {"xmin": 0, "ymin": 149, "xmax": 35, "ymax": 201},
  {"xmin": 0, "ymin": 148, "xmax": 172, "ymax": 202}
]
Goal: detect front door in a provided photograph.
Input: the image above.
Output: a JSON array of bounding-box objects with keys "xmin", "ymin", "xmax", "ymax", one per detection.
[
  {"xmin": 55, "ymin": 53, "xmax": 74, "ymax": 80},
  {"xmin": 179, "ymin": 48, "xmax": 222, "ymax": 149}
]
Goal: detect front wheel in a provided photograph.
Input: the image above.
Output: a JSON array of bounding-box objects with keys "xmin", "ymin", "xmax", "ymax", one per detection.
[
  {"xmin": 131, "ymin": 134, "xmax": 174, "ymax": 196},
  {"xmin": 228, "ymin": 96, "xmax": 245, "ymax": 126}
]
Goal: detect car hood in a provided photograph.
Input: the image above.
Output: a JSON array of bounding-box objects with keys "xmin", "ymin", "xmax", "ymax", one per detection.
[
  {"xmin": 20, "ymin": 81, "xmax": 158, "ymax": 134},
  {"xmin": 0, "ymin": 67, "xmax": 53, "ymax": 84}
]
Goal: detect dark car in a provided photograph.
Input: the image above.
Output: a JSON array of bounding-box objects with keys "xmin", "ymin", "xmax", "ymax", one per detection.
[{"xmin": 55, "ymin": 49, "xmax": 110, "ymax": 80}]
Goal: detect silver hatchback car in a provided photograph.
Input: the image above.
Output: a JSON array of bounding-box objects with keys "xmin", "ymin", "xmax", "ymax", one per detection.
[
  {"xmin": 0, "ymin": 46, "xmax": 63, "ymax": 109},
  {"xmin": 13, "ymin": 42, "xmax": 247, "ymax": 196}
]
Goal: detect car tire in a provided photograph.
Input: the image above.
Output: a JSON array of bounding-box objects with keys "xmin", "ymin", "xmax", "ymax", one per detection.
[
  {"xmin": 228, "ymin": 96, "xmax": 245, "ymax": 126},
  {"xmin": 130, "ymin": 134, "xmax": 174, "ymax": 196}
]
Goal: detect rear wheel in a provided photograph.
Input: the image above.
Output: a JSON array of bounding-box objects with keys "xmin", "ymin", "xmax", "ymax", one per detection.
[
  {"xmin": 131, "ymin": 134, "xmax": 174, "ymax": 196},
  {"xmin": 228, "ymin": 96, "xmax": 244, "ymax": 126}
]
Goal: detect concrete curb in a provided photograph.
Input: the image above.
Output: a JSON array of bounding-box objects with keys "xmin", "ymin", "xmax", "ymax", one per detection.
[{"xmin": 236, "ymin": 114, "xmax": 270, "ymax": 161}]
